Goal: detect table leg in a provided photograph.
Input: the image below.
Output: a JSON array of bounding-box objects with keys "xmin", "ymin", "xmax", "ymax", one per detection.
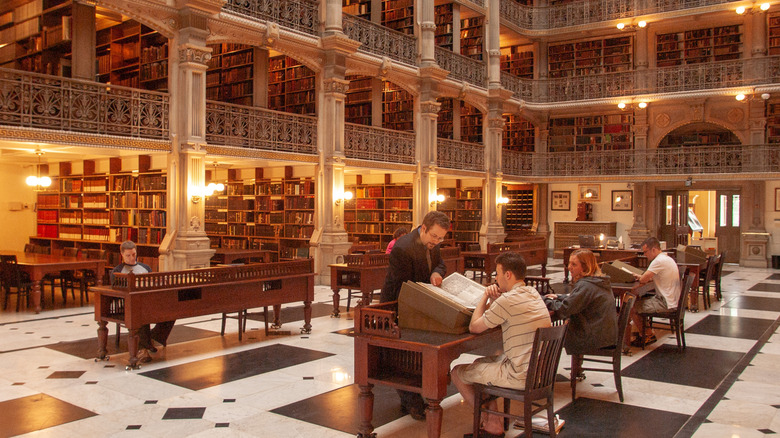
[
  {"xmin": 301, "ymin": 300, "xmax": 312, "ymax": 334},
  {"xmin": 272, "ymin": 304, "xmax": 282, "ymax": 329},
  {"xmin": 96, "ymin": 320, "xmax": 108, "ymax": 360},
  {"xmin": 357, "ymin": 383, "xmax": 376, "ymax": 438},
  {"xmin": 541, "ymin": 263, "xmax": 547, "ymax": 277},
  {"xmin": 127, "ymin": 328, "xmax": 140, "ymax": 370},
  {"xmin": 425, "ymin": 398, "xmax": 444, "ymax": 438},
  {"xmin": 331, "ymin": 287, "xmax": 341, "ymax": 318},
  {"xmin": 32, "ymin": 279, "xmax": 43, "ymax": 313}
]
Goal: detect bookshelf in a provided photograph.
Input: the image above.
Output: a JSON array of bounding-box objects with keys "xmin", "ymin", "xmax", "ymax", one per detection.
[
  {"xmin": 206, "ymin": 43, "xmax": 254, "ymax": 105},
  {"xmin": 503, "ymin": 114, "xmax": 535, "ymax": 152},
  {"xmin": 31, "ymin": 155, "xmax": 166, "ymax": 261},
  {"xmin": 205, "ymin": 167, "xmax": 314, "ymax": 261},
  {"xmin": 500, "ymin": 45, "xmax": 534, "ymax": 79},
  {"xmin": 345, "ymin": 175, "xmax": 414, "ymax": 249},
  {"xmin": 656, "ymin": 25, "xmax": 742, "ymax": 66},
  {"xmin": 383, "ymin": 81, "xmax": 413, "ymax": 131},
  {"xmin": 268, "ymin": 55, "xmax": 316, "ymax": 115},
  {"xmin": 0, "ymin": 0, "xmax": 73, "ymax": 76},
  {"xmin": 658, "ymin": 130, "xmax": 740, "ymax": 147},
  {"xmin": 549, "ymin": 36, "xmax": 632, "ymax": 78},
  {"xmin": 435, "ymin": 3, "xmax": 453, "ymax": 50},
  {"xmin": 461, "ymin": 102, "xmax": 483, "ymax": 144},
  {"xmin": 343, "ymin": 0, "xmax": 370, "ymax": 20},
  {"xmin": 503, "ymin": 184, "xmax": 534, "ymax": 231},
  {"xmin": 92, "ymin": 19, "xmax": 170, "ymax": 90},
  {"xmin": 454, "ymin": 186, "xmax": 482, "ymax": 249},
  {"xmin": 769, "ymin": 15, "xmax": 780, "ymax": 56},
  {"xmin": 460, "ymin": 16, "xmax": 484, "ymax": 61},
  {"xmin": 548, "ymin": 114, "xmax": 633, "ymax": 152},
  {"xmin": 766, "ymin": 100, "xmax": 780, "ymax": 143},
  {"xmin": 382, "ymin": 0, "xmax": 414, "ymax": 35},
  {"xmin": 437, "ymin": 98, "xmax": 454, "ymax": 139},
  {"xmin": 346, "ymin": 75, "xmax": 372, "ymax": 125}
]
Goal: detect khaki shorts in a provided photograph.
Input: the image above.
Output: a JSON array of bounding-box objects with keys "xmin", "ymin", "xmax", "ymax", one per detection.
[
  {"xmin": 636, "ymin": 294, "xmax": 671, "ymax": 314},
  {"xmin": 454, "ymin": 354, "xmax": 523, "ymax": 388}
]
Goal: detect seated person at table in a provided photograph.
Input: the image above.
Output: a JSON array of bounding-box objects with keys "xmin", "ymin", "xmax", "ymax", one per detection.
[
  {"xmin": 111, "ymin": 240, "xmax": 175, "ymax": 363},
  {"xmin": 381, "ymin": 211, "xmax": 449, "ymax": 420},
  {"xmin": 385, "ymin": 226, "xmax": 408, "ymax": 254},
  {"xmin": 545, "ymin": 249, "xmax": 617, "ymax": 356},
  {"xmin": 452, "ymin": 252, "xmax": 552, "ymax": 438},
  {"xmin": 627, "ymin": 237, "xmax": 681, "ymax": 346}
]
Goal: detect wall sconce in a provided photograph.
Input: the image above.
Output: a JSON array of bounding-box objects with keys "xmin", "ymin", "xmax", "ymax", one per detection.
[
  {"xmin": 335, "ymin": 190, "xmax": 353, "ymax": 206},
  {"xmin": 191, "ymin": 182, "xmax": 224, "ymax": 204},
  {"xmin": 617, "ymin": 20, "xmax": 647, "ymax": 30},
  {"xmin": 735, "ymin": 93, "xmax": 747, "ymax": 101},
  {"xmin": 26, "ymin": 149, "xmax": 52, "ymax": 191},
  {"xmin": 497, "ymin": 196, "xmax": 510, "ymax": 205},
  {"xmin": 736, "ymin": 3, "xmax": 769, "ymax": 14},
  {"xmin": 618, "ymin": 101, "xmax": 649, "ymax": 110},
  {"xmin": 430, "ymin": 193, "xmax": 446, "ymax": 207}
]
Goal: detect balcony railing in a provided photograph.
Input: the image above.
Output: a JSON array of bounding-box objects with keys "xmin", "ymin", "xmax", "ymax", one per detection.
[
  {"xmin": 437, "ymin": 138, "xmax": 484, "ymax": 172},
  {"xmin": 506, "ymin": 57, "xmax": 780, "ymax": 104},
  {"xmin": 503, "ymin": 144, "xmax": 780, "ymax": 178},
  {"xmin": 435, "ymin": 48, "xmax": 487, "ymax": 88},
  {"xmin": 0, "ymin": 68, "xmax": 168, "ymax": 140},
  {"xmin": 223, "ymin": 0, "xmax": 319, "ymax": 36},
  {"xmin": 206, "ymin": 101, "xmax": 317, "ymax": 155},
  {"xmin": 344, "ymin": 123, "xmax": 416, "ymax": 164},
  {"xmin": 343, "ymin": 15, "xmax": 417, "ymax": 67}
]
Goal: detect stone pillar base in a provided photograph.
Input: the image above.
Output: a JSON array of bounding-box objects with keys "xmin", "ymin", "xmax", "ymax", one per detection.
[
  {"xmin": 741, "ymin": 232, "xmax": 770, "ymax": 268},
  {"xmin": 317, "ymin": 230, "xmax": 352, "ymax": 285},
  {"xmin": 627, "ymin": 227, "xmax": 651, "ymax": 247},
  {"xmin": 480, "ymin": 222, "xmax": 506, "ymax": 250},
  {"xmin": 162, "ymin": 233, "xmax": 214, "ymax": 271}
]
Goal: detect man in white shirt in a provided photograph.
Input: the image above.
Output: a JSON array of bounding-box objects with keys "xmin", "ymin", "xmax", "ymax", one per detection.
[{"xmin": 628, "ymin": 237, "xmax": 681, "ymax": 346}]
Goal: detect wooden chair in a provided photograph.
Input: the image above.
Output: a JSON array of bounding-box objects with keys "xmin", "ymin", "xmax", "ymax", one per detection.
[
  {"xmin": 641, "ymin": 273, "xmax": 695, "ymax": 353},
  {"xmin": 464, "ymin": 243, "xmax": 484, "ymax": 282},
  {"xmin": 698, "ymin": 254, "xmax": 720, "ymax": 310},
  {"xmin": 571, "ymin": 294, "xmax": 636, "ymax": 403},
  {"xmin": 472, "ymin": 322, "xmax": 568, "ymax": 438},
  {"xmin": 524, "ymin": 276, "xmax": 552, "ymax": 295},
  {"xmin": 713, "ymin": 251, "xmax": 726, "ymax": 301},
  {"xmin": 221, "ymin": 307, "xmax": 270, "ymax": 340},
  {"xmin": 1, "ymin": 255, "xmax": 33, "ymax": 312},
  {"xmin": 77, "ymin": 249, "xmax": 106, "ymax": 305}
]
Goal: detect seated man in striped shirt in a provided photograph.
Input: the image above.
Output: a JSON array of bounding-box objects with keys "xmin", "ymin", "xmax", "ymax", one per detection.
[{"xmin": 452, "ymin": 251, "xmax": 552, "ymax": 438}]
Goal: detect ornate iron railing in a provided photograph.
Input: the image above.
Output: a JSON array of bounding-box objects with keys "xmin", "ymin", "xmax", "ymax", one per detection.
[
  {"xmin": 223, "ymin": 0, "xmax": 319, "ymax": 36},
  {"xmin": 344, "ymin": 123, "xmax": 416, "ymax": 164},
  {"xmin": 435, "ymin": 47, "xmax": 486, "ymax": 88},
  {"xmin": 502, "ymin": 144, "xmax": 780, "ymax": 177},
  {"xmin": 343, "ymin": 15, "xmax": 417, "ymax": 67},
  {"xmin": 0, "ymin": 68, "xmax": 168, "ymax": 140},
  {"xmin": 205, "ymin": 101, "xmax": 317, "ymax": 154},
  {"xmin": 437, "ymin": 138, "xmax": 484, "ymax": 171},
  {"xmin": 652, "ymin": 59, "xmax": 744, "ymax": 93}
]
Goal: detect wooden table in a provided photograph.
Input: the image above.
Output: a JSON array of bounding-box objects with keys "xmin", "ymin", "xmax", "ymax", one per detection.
[
  {"xmin": 329, "ymin": 253, "xmax": 389, "ymax": 317},
  {"xmin": 92, "ymin": 259, "xmax": 315, "ymax": 369},
  {"xmin": 462, "ymin": 240, "xmax": 548, "ymax": 284},
  {"xmin": 439, "ymin": 246, "xmax": 464, "ymax": 276},
  {"xmin": 211, "ymin": 248, "xmax": 274, "ymax": 265},
  {"xmin": 1, "ymin": 251, "xmax": 106, "ymax": 313},
  {"xmin": 675, "ymin": 252, "xmax": 708, "ymax": 311},
  {"xmin": 562, "ymin": 247, "xmax": 642, "ymax": 282},
  {"xmin": 354, "ymin": 302, "xmax": 502, "ymax": 438}
]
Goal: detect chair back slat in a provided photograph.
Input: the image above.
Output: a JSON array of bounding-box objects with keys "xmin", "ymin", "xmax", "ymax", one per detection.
[
  {"xmin": 524, "ymin": 276, "xmax": 551, "ymax": 295},
  {"xmin": 525, "ymin": 322, "xmax": 568, "ymax": 393},
  {"xmin": 616, "ymin": 294, "xmax": 636, "ymax": 348}
]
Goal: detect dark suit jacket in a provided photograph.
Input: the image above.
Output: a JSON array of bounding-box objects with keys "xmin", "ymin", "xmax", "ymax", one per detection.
[{"xmin": 380, "ymin": 226, "xmax": 447, "ymax": 302}]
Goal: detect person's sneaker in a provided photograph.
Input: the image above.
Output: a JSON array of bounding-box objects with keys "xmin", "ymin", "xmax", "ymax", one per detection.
[
  {"xmin": 137, "ymin": 349, "xmax": 153, "ymax": 364},
  {"xmin": 514, "ymin": 414, "xmax": 565, "ymax": 434}
]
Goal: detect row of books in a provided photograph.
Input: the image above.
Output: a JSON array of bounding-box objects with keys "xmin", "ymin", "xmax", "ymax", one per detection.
[{"xmin": 37, "ymin": 210, "xmax": 58, "ymax": 222}]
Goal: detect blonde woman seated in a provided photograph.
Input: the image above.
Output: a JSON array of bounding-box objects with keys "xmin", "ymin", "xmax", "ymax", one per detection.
[{"xmin": 545, "ymin": 249, "xmax": 618, "ymax": 356}]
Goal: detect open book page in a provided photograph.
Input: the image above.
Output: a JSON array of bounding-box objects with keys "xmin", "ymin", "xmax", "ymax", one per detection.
[{"xmin": 417, "ymin": 272, "xmax": 485, "ymax": 309}]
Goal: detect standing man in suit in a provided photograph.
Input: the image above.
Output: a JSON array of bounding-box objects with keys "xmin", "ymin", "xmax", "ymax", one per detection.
[{"xmin": 380, "ymin": 210, "xmax": 451, "ymax": 419}]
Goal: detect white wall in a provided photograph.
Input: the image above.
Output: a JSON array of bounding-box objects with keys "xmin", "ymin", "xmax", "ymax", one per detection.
[
  {"xmin": 0, "ymin": 163, "xmax": 37, "ymax": 251},
  {"xmin": 768, "ymin": 180, "xmax": 780, "ymax": 258}
]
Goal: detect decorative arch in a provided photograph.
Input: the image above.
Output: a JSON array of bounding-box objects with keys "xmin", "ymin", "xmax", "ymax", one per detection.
[
  {"xmin": 96, "ymin": 0, "xmax": 179, "ymax": 39},
  {"xmin": 656, "ymin": 121, "xmax": 742, "ymax": 148}
]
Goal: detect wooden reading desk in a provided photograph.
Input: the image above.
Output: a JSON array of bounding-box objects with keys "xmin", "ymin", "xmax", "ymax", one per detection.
[
  {"xmin": 562, "ymin": 247, "xmax": 642, "ymax": 282},
  {"xmin": 329, "ymin": 253, "xmax": 389, "ymax": 317},
  {"xmin": 1, "ymin": 251, "xmax": 105, "ymax": 313},
  {"xmin": 211, "ymin": 248, "xmax": 274, "ymax": 265},
  {"xmin": 462, "ymin": 237, "xmax": 547, "ymax": 284},
  {"xmin": 354, "ymin": 302, "xmax": 502, "ymax": 438},
  {"xmin": 92, "ymin": 259, "xmax": 315, "ymax": 369},
  {"xmin": 439, "ymin": 246, "xmax": 464, "ymax": 275}
]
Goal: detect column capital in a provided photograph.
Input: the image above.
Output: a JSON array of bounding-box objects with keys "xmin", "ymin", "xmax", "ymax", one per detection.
[
  {"xmin": 321, "ymin": 34, "xmax": 362, "ymax": 54},
  {"xmin": 323, "ymin": 77, "xmax": 350, "ymax": 95},
  {"xmin": 420, "ymin": 100, "xmax": 441, "ymax": 114},
  {"xmin": 179, "ymin": 44, "xmax": 212, "ymax": 66}
]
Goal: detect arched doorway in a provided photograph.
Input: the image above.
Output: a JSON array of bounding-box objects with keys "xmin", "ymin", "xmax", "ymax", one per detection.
[{"xmin": 658, "ymin": 122, "xmax": 740, "ymax": 147}]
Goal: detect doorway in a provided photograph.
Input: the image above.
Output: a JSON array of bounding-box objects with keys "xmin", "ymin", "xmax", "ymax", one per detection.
[{"xmin": 715, "ymin": 190, "xmax": 740, "ymax": 263}]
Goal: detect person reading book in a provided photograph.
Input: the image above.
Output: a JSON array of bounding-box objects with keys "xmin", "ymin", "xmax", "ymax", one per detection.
[
  {"xmin": 380, "ymin": 210, "xmax": 450, "ymax": 420},
  {"xmin": 111, "ymin": 240, "xmax": 175, "ymax": 363},
  {"xmin": 627, "ymin": 236, "xmax": 681, "ymax": 347},
  {"xmin": 545, "ymin": 249, "xmax": 618, "ymax": 357},
  {"xmin": 451, "ymin": 251, "xmax": 552, "ymax": 438}
]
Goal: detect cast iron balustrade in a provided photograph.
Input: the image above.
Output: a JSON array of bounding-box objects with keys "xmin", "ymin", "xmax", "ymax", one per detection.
[
  {"xmin": 0, "ymin": 67, "xmax": 168, "ymax": 140},
  {"xmin": 343, "ymin": 15, "xmax": 417, "ymax": 67},
  {"xmin": 344, "ymin": 122, "xmax": 416, "ymax": 164},
  {"xmin": 223, "ymin": 0, "xmax": 319, "ymax": 36},
  {"xmin": 205, "ymin": 101, "xmax": 317, "ymax": 155},
  {"xmin": 435, "ymin": 47, "xmax": 487, "ymax": 88},
  {"xmin": 437, "ymin": 138, "xmax": 485, "ymax": 172},
  {"xmin": 502, "ymin": 144, "xmax": 780, "ymax": 178}
]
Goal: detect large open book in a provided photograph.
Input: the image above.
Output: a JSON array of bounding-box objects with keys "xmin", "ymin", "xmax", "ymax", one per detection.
[
  {"xmin": 398, "ymin": 273, "xmax": 485, "ymax": 334},
  {"xmin": 601, "ymin": 260, "xmax": 643, "ymax": 284}
]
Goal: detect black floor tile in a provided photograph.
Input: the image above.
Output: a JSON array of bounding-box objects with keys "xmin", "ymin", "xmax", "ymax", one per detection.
[
  {"xmin": 140, "ymin": 343, "xmax": 334, "ymax": 390},
  {"xmin": 162, "ymin": 407, "xmax": 206, "ymax": 420},
  {"xmin": 748, "ymin": 283, "xmax": 780, "ymax": 292},
  {"xmin": 46, "ymin": 325, "xmax": 219, "ymax": 360},
  {"xmin": 686, "ymin": 315, "xmax": 775, "ymax": 340},
  {"xmin": 621, "ymin": 345, "xmax": 744, "ymax": 389},
  {"xmin": 47, "ymin": 371, "xmax": 86, "ymax": 379},
  {"xmin": 0, "ymin": 394, "xmax": 96, "ymax": 437},
  {"xmin": 767, "ymin": 273, "xmax": 780, "ymax": 280},
  {"xmin": 550, "ymin": 398, "xmax": 689, "ymax": 437},
  {"xmin": 722, "ymin": 296, "xmax": 780, "ymax": 312},
  {"xmin": 271, "ymin": 383, "xmax": 459, "ymax": 435}
]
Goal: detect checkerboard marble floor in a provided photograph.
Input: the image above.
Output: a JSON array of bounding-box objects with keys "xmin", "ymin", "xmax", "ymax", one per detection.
[{"xmin": 0, "ymin": 262, "xmax": 778, "ymax": 438}]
